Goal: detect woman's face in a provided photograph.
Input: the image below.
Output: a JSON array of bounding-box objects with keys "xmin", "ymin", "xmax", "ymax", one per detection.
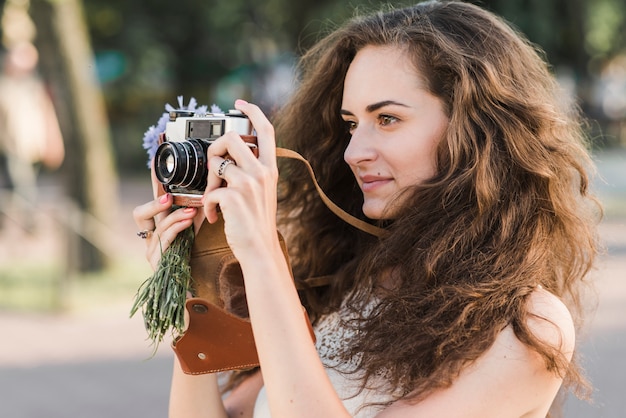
[{"xmin": 342, "ymin": 45, "xmax": 449, "ymax": 219}]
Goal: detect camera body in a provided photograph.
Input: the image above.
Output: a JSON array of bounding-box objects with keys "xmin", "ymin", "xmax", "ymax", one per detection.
[{"xmin": 154, "ymin": 109, "xmax": 256, "ymax": 206}]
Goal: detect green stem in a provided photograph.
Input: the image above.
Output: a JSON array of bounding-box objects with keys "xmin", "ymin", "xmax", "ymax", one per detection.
[{"xmin": 130, "ymin": 224, "xmax": 195, "ymax": 351}]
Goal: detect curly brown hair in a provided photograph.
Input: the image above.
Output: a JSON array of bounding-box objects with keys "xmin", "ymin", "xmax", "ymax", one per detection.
[{"xmin": 273, "ymin": 0, "xmax": 601, "ymax": 410}]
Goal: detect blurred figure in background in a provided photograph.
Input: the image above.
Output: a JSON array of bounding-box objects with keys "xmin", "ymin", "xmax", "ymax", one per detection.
[{"xmin": 0, "ymin": 41, "xmax": 64, "ymax": 232}]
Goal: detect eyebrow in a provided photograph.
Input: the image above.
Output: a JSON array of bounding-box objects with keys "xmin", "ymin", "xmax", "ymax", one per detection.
[{"xmin": 340, "ymin": 100, "xmax": 410, "ymax": 116}]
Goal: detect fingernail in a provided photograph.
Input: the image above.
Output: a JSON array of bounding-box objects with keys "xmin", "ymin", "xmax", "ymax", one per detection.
[
  {"xmin": 159, "ymin": 193, "xmax": 169, "ymax": 204},
  {"xmin": 183, "ymin": 207, "xmax": 196, "ymax": 213},
  {"xmin": 235, "ymin": 99, "xmax": 248, "ymax": 107}
]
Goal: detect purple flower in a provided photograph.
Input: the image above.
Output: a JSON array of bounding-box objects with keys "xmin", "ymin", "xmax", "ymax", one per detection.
[{"xmin": 142, "ymin": 96, "xmax": 211, "ymax": 168}]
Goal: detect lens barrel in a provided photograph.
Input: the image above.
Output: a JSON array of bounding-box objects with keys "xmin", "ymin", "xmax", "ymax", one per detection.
[{"xmin": 154, "ymin": 139, "xmax": 209, "ymax": 192}]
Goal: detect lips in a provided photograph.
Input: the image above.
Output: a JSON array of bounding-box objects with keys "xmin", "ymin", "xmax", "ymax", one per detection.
[{"xmin": 359, "ymin": 174, "xmax": 392, "ymax": 192}]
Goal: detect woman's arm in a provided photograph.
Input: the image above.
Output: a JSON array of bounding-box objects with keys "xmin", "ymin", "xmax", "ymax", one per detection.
[
  {"xmin": 133, "ymin": 174, "xmax": 230, "ymax": 417},
  {"xmin": 170, "ymin": 359, "xmax": 263, "ymax": 418},
  {"xmin": 169, "ymin": 357, "xmax": 227, "ymax": 418},
  {"xmin": 239, "ymin": 238, "xmax": 352, "ymax": 417},
  {"xmin": 201, "ymin": 100, "xmax": 353, "ymax": 418}
]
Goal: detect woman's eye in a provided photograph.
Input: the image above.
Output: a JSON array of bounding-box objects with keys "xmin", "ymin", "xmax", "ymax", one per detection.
[
  {"xmin": 345, "ymin": 120, "xmax": 357, "ymax": 134},
  {"xmin": 378, "ymin": 115, "xmax": 398, "ymax": 126}
]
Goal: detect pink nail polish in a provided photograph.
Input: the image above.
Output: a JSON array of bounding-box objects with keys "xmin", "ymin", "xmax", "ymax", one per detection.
[{"xmin": 159, "ymin": 193, "xmax": 169, "ymax": 204}]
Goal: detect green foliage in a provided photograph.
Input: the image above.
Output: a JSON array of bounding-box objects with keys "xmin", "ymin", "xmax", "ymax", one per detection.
[
  {"xmin": 0, "ymin": 257, "xmax": 152, "ymax": 312},
  {"xmin": 585, "ymin": 0, "xmax": 626, "ymax": 56},
  {"xmin": 130, "ymin": 225, "xmax": 194, "ymax": 351},
  {"xmin": 79, "ymin": 0, "xmax": 626, "ymax": 173}
]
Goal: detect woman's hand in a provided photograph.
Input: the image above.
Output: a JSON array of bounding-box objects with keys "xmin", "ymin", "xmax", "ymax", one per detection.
[
  {"xmin": 132, "ymin": 193, "xmax": 198, "ymax": 270},
  {"xmin": 201, "ymin": 99, "xmax": 280, "ymax": 259},
  {"xmin": 133, "ymin": 159, "xmax": 206, "ymax": 270},
  {"xmin": 198, "ymin": 100, "xmax": 350, "ymax": 418}
]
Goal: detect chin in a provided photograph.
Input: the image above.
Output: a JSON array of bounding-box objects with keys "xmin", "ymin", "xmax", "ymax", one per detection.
[
  {"xmin": 362, "ymin": 203, "xmax": 385, "ymax": 220},
  {"xmin": 363, "ymin": 199, "xmax": 400, "ymax": 221}
]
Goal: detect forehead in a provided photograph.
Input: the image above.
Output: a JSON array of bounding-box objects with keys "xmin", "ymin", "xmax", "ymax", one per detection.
[{"xmin": 342, "ymin": 45, "xmax": 426, "ymax": 104}]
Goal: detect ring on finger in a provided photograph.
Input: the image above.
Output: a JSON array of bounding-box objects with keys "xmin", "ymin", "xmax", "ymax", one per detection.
[
  {"xmin": 217, "ymin": 158, "xmax": 236, "ymax": 179},
  {"xmin": 136, "ymin": 229, "xmax": 154, "ymax": 239}
]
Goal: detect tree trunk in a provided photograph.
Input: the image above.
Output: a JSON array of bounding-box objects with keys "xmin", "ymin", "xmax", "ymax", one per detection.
[{"xmin": 29, "ymin": 0, "xmax": 118, "ymax": 272}]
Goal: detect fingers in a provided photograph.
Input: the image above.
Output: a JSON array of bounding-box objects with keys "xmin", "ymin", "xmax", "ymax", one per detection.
[
  {"xmin": 132, "ymin": 193, "xmax": 171, "ymax": 231},
  {"xmin": 217, "ymin": 158, "xmax": 236, "ymax": 179},
  {"xmin": 201, "ymin": 131, "xmax": 256, "ymax": 196},
  {"xmin": 205, "ymin": 131, "xmax": 258, "ymax": 171},
  {"xmin": 200, "ymin": 100, "xmax": 278, "ymax": 225},
  {"xmin": 234, "ymin": 99, "xmax": 276, "ymax": 166},
  {"xmin": 133, "ymin": 193, "xmax": 198, "ymax": 270},
  {"xmin": 204, "ymin": 99, "xmax": 276, "ymax": 171},
  {"xmin": 201, "ymin": 182, "xmax": 224, "ymax": 224},
  {"xmin": 145, "ymin": 206, "xmax": 196, "ymax": 268},
  {"xmin": 146, "ymin": 207, "xmax": 197, "ymax": 270}
]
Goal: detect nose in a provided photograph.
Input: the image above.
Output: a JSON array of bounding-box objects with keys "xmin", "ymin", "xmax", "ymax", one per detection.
[{"xmin": 344, "ymin": 126, "xmax": 377, "ymax": 167}]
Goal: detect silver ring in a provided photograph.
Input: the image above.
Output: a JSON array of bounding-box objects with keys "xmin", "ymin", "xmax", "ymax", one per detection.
[
  {"xmin": 217, "ymin": 158, "xmax": 235, "ymax": 178},
  {"xmin": 136, "ymin": 229, "xmax": 154, "ymax": 239}
]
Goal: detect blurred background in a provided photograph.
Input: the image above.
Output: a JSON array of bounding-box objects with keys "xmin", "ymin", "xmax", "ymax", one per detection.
[{"xmin": 0, "ymin": 0, "xmax": 624, "ymax": 416}]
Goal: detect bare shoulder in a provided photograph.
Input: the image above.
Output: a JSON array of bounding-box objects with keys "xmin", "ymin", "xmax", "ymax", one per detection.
[
  {"xmin": 525, "ymin": 285, "xmax": 576, "ymax": 360},
  {"xmin": 377, "ymin": 287, "xmax": 575, "ymax": 418}
]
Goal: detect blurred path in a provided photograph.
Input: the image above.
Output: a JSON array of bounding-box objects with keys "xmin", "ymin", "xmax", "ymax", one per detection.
[
  {"xmin": 0, "ymin": 174, "xmax": 173, "ymax": 418},
  {"xmin": 0, "ymin": 149, "xmax": 624, "ymax": 417},
  {"xmin": 564, "ymin": 220, "xmax": 626, "ymax": 418},
  {"xmin": 563, "ymin": 147, "xmax": 626, "ymax": 417}
]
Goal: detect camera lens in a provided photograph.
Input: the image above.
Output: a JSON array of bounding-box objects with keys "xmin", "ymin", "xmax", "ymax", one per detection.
[{"xmin": 154, "ymin": 139, "xmax": 208, "ymax": 191}]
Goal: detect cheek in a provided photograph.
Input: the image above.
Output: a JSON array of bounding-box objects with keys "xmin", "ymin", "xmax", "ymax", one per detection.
[{"xmin": 395, "ymin": 141, "xmax": 439, "ymax": 186}]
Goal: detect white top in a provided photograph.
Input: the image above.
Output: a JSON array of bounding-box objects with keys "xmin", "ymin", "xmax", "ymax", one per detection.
[{"xmin": 253, "ymin": 302, "xmax": 393, "ymax": 417}]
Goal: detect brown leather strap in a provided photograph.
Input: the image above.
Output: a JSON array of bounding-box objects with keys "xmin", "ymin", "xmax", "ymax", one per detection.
[
  {"xmin": 276, "ymin": 147, "xmax": 386, "ymax": 238},
  {"xmin": 162, "ymin": 143, "xmax": 386, "ymax": 237}
]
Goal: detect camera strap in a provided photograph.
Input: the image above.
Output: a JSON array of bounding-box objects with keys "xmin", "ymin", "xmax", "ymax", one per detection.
[
  {"xmin": 275, "ymin": 147, "xmax": 387, "ymax": 238},
  {"xmin": 171, "ymin": 147, "xmax": 387, "ymax": 375}
]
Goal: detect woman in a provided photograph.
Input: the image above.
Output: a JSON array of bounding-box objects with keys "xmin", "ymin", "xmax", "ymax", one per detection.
[{"xmin": 133, "ymin": 1, "xmax": 600, "ymax": 416}]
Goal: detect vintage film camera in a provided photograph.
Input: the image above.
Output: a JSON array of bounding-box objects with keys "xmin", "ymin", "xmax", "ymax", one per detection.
[{"xmin": 154, "ymin": 109, "xmax": 257, "ymax": 206}]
